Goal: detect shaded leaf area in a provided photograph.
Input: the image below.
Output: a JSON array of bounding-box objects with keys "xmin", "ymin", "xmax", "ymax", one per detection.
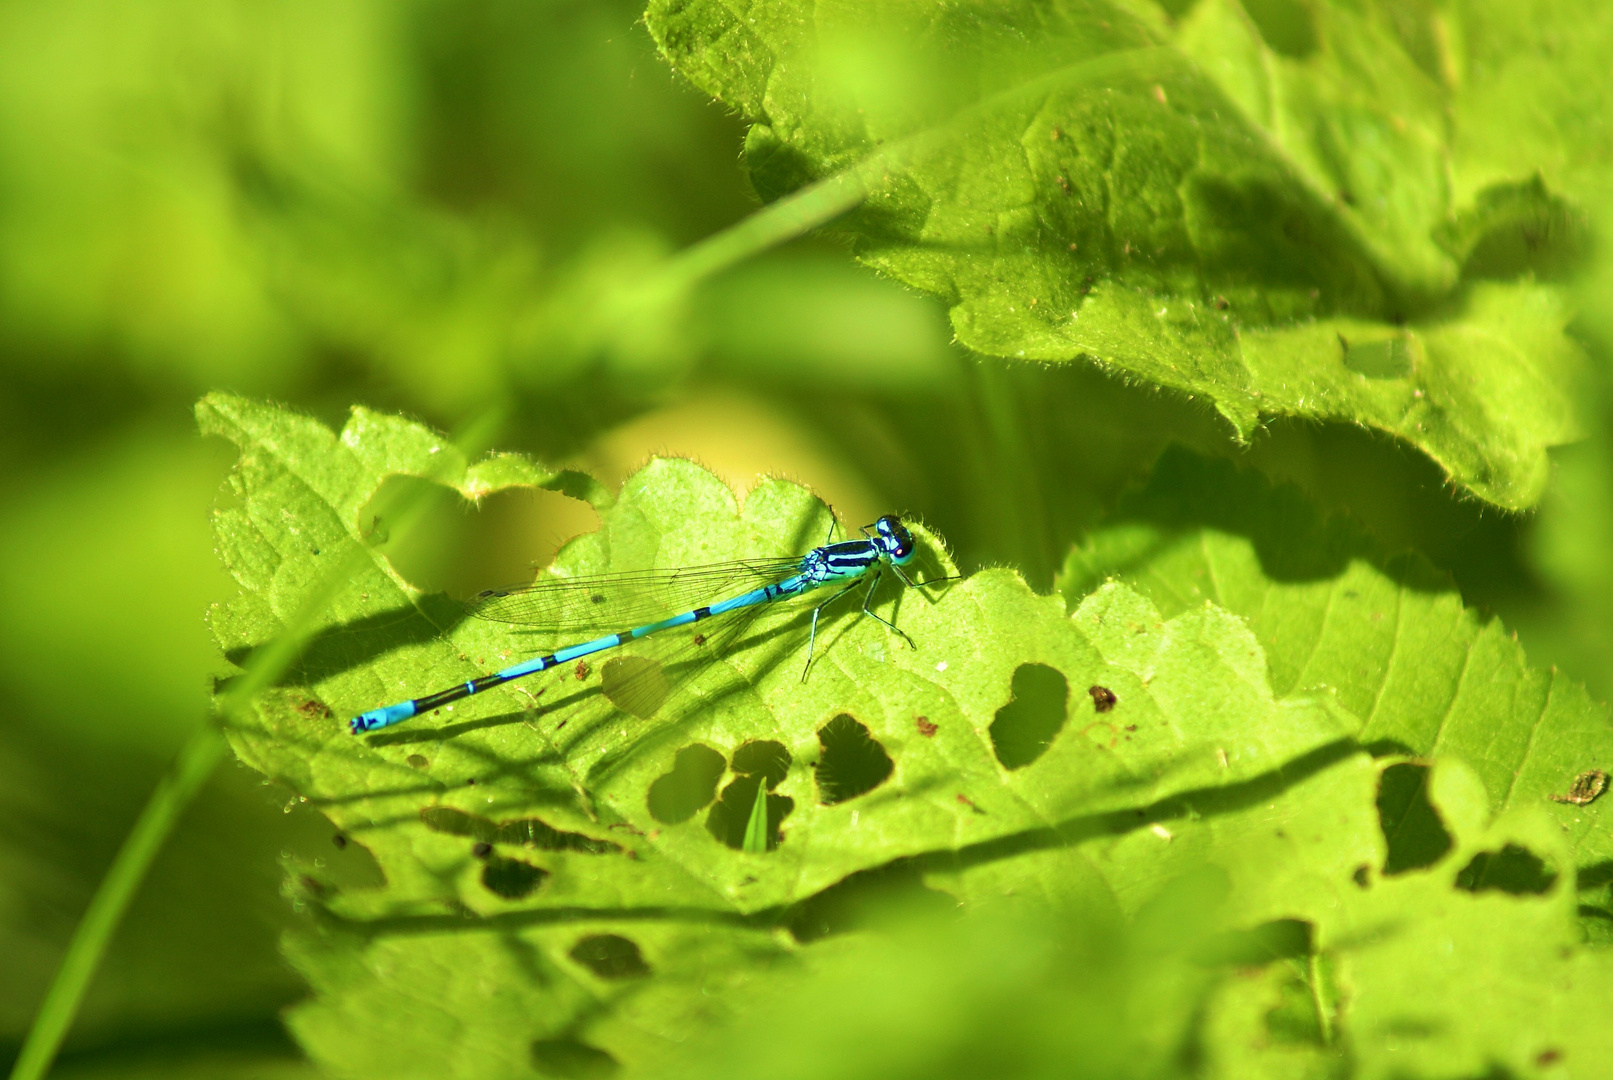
[
  {"xmin": 1376, "ymin": 762, "xmax": 1454, "ymax": 875},
  {"xmin": 645, "ymin": 0, "xmax": 1593, "ymax": 508}
]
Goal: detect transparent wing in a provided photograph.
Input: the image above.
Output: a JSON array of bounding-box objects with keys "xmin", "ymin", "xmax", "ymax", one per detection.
[
  {"xmin": 465, "ymin": 556, "xmax": 804, "ymax": 632},
  {"xmin": 594, "ymin": 598, "xmax": 778, "ymax": 721},
  {"xmin": 476, "ymin": 589, "xmax": 807, "ymax": 741},
  {"xmin": 471, "ymin": 574, "xmax": 877, "ymax": 782},
  {"xmin": 549, "ymin": 590, "xmax": 813, "ymax": 765}
]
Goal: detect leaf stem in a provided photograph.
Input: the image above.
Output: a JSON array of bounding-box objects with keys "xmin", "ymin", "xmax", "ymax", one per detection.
[
  {"xmin": 6, "ymin": 721, "xmax": 226, "ymax": 1080},
  {"xmin": 654, "ymin": 168, "xmax": 871, "ymax": 295}
]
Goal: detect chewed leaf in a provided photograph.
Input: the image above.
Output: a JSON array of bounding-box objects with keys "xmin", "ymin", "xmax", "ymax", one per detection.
[
  {"xmin": 646, "ymin": 0, "xmax": 1587, "ymax": 507},
  {"xmin": 208, "ymin": 397, "xmax": 1360, "ymax": 913},
  {"xmin": 206, "ymin": 398, "xmax": 1379, "ymax": 1073},
  {"xmin": 1058, "ymin": 445, "xmax": 1613, "ymax": 887}
]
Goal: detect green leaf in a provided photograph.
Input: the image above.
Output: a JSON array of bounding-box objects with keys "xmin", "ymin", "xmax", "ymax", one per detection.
[
  {"xmin": 1164, "ymin": 752, "xmax": 1613, "ymax": 1080},
  {"xmin": 645, "ymin": 0, "xmax": 1588, "ymax": 508},
  {"xmin": 207, "ymin": 397, "xmax": 1363, "ymax": 909},
  {"xmin": 1444, "ymin": 0, "xmax": 1613, "ymax": 208},
  {"xmin": 659, "ymin": 748, "xmax": 1613, "ymax": 1080},
  {"xmin": 647, "ymin": 890, "xmax": 1223, "ymax": 1080},
  {"xmin": 1057, "ymin": 445, "xmax": 1613, "ymax": 928},
  {"xmin": 206, "ymin": 400, "xmax": 1613, "ymax": 1078},
  {"xmin": 1326, "ymin": 757, "xmax": 1611, "ymax": 1080},
  {"xmin": 205, "ymin": 399, "xmax": 1358, "ymax": 1074}
]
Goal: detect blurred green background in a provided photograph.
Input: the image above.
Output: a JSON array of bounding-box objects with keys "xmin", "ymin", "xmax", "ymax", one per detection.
[{"xmin": 0, "ymin": 1, "xmax": 1595, "ymax": 1076}]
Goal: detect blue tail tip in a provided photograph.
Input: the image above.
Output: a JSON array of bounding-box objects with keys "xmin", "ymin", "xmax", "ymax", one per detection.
[{"xmin": 350, "ymin": 701, "xmax": 415, "ymax": 734}]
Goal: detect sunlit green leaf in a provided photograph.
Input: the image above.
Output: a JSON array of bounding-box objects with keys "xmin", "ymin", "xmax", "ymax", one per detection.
[
  {"xmin": 1058, "ymin": 446, "xmax": 1613, "ymax": 934},
  {"xmin": 646, "ymin": 0, "xmax": 1590, "ymax": 508},
  {"xmin": 205, "ymin": 399, "xmax": 1362, "ymax": 1073}
]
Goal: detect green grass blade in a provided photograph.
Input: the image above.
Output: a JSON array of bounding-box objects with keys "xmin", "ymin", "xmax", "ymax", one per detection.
[
  {"xmin": 742, "ymin": 779, "xmax": 770, "ymax": 854},
  {"xmin": 6, "ymin": 722, "xmax": 226, "ymax": 1080},
  {"xmin": 8, "ymin": 399, "xmax": 507, "ymax": 1080}
]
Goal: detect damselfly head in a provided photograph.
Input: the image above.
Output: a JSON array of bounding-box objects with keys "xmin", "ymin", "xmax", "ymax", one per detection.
[{"xmin": 874, "ymin": 515, "xmax": 915, "ymax": 563}]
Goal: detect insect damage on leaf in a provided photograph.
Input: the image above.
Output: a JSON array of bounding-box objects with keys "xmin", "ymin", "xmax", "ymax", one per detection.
[{"xmin": 204, "ymin": 397, "xmax": 1395, "ymax": 1076}]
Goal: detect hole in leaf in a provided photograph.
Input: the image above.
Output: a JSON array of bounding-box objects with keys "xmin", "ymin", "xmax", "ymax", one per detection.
[
  {"xmin": 1339, "ymin": 332, "xmax": 1415, "ymax": 379},
  {"xmin": 531, "ymin": 1038, "xmax": 619, "ymax": 1078},
  {"xmin": 1578, "ymin": 860, "xmax": 1613, "ymax": 891},
  {"xmin": 494, "ymin": 819, "xmax": 619, "ymax": 854},
  {"xmin": 421, "ymin": 806, "xmax": 489, "ymax": 838},
  {"xmin": 360, "ymin": 476, "xmax": 597, "ymax": 600},
  {"xmin": 647, "ymin": 744, "xmax": 726, "ymax": 824},
  {"xmin": 420, "ymin": 807, "xmax": 619, "ymax": 854},
  {"xmin": 601, "ymin": 655, "xmax": 670, "ymax": 718},
  {"xmin": 706, "ymin": 775, "xmax": 793, "ymax": 851},
  {"xmin": 731, "ymin": 739, "xmax": 791, "ymax": 786},
  {"xmin": 815, "ymin": 713, "xmax": 894, "ymax": 804},
  {"xmin": 989, "ymin": 663, "xmax": 1069, "ymax": 769},
  {"xmin": 1376, "ymin": 763, "xmax": 1453, "ymax": 875},
  {"xmin": 1455, "ymin": 844, "xmax": 1558, "ymax": 895},
  {"xmin": 568, "ymin": 934, "xmax": 651, "ymax": 979},
  {"xmin": 481, "ymin": 854, "xmax": 548, "ymax": 899}
]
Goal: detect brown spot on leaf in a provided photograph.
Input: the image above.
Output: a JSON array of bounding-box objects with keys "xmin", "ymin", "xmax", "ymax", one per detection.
[{"xmin": 1548, "ymin": 769, "xmax": 1608, "ymax": 806}]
